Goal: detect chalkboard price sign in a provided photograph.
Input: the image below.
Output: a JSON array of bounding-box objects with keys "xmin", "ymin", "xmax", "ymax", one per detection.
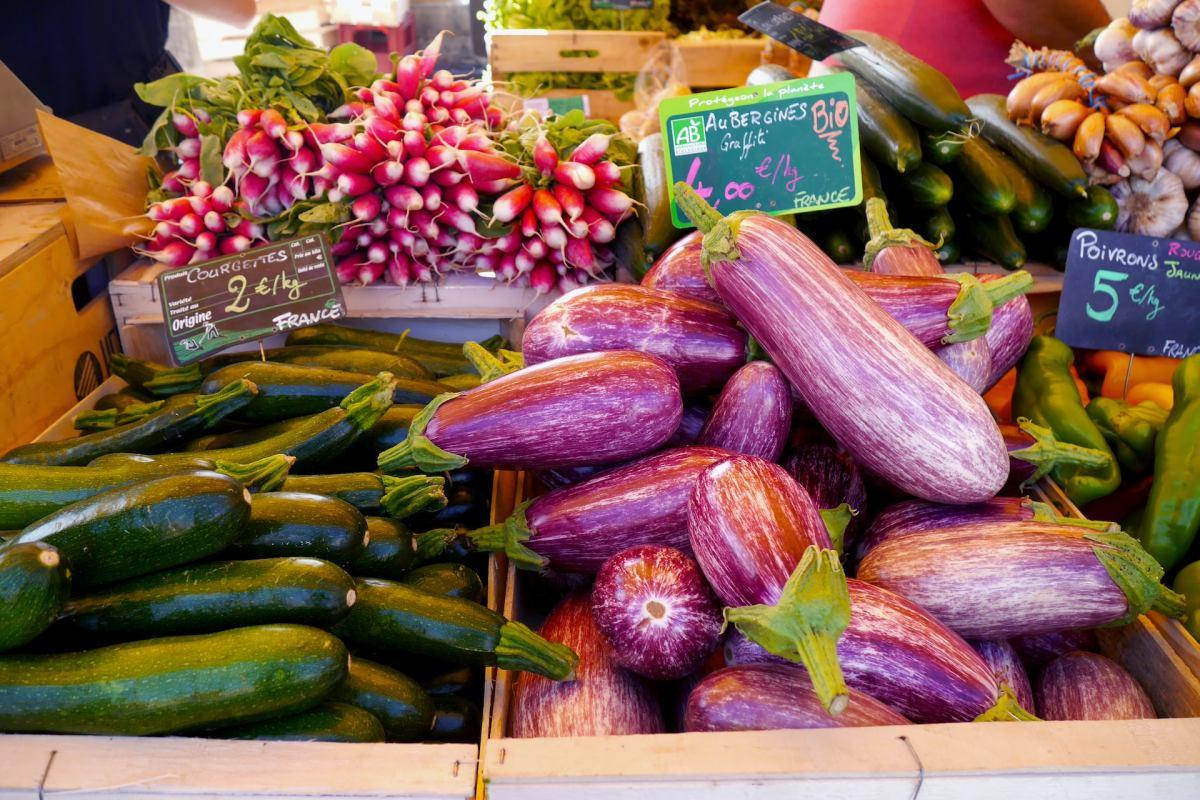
[
  {"xmin": 591, "ymin": 0, "xmax": 653, "ymax": 9},
  {"xmin": 738, "ymin": 1, "xmax": 864, "ymax": 61},
  {"xmin": 1057, "ymin": 228, "xmax": 1200, "ymax": 359},
  {"xmin": 659, "ymin": 74, "xmax": 861, "ymax": 227},
  {"xmin": 157, "ymin": 234, "xmax": 347, "ymax": 366}
]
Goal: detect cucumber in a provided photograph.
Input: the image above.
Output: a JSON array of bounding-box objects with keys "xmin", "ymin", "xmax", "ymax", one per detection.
[
  {"xmin": 954, "ymin": 137, "xmax": 1016, "ymax": 214},
  {"xmin": 330, "ymin": 657, "xmax": 433, "ymax": 741},
  {"xmin": 838, "ymin": 68, "xmax": 922, "ymax": 173},
  {"xmin": 60, "ymin": 557, "xmax": 355, "ymax": 637},
  {"xmin": 959, "ymin": 210, "xmax": 1027, "ymax": 270},
  {"xmin": 935, "ymin": 238, "xmax": 961, "ymax": 265},
  {"xmin": 914, "ymin": 206, "xmax": 955, "ymax": 244},
  {"xmin": 74, "ymin": 399, "xmax": 166, "ymax": 432},
  {"xmin": 893, "ymin": 162, "xmax": 954, "ymax": 207},
  {"xmin": 922, "ymin": 130, "xmax": 965, "ymax": 164},
  {"xmin": 1, "ymin": 380, "xmax": 258, "ymax": 466},
  {"xmin": 1066, "ymin": 185, "xmax": 1119, "ymax": 230},
  {"xmin": 351, "ymin": 405, "xmax": 421, "ymax": 455},
  {"xmin": 331, "ymin": 579, "xmax": 577, "ymax": 679},
  {"xmin": 966, "ymin": 94, "xmax": 1089, "ymax": 198},
  {"xmin": 0, "ymin": 624, "xmax": 348, "ymax": 735},
  {"xmin": 8, "ymin": 471, "xmax": 251, "ymax": 589},
  {"xmin": 0, "ymin": 543, "xmax": 69, "ymax": 651},
  {"xmin": 213, "ymin": 701, "xmax": 384, "ymax": 742},
  {"xmin": 285, "ymin": 325, "xmax": 505, "ymax": 378},
  {"xmin": 348, "ymin": 518, "xmax": 416, "ymax": 579},
  {"xmin": 422, "ymin": 666, "xmax": 472, "ymax": 697},
  {"xmin": 993, "ymin": 148, "xmax": 1054, "ymax": 234},
  {"xmin": 231, "ymin": 492, "xmax": 368, "ymax": 566},
  {"xmin": 201, "ymin": 362, "xmax": 445, "ymax": 424},
  {"xmin": 401, "ymin": 563, "xmax": 483, "ymax": 603},
  {"xmin": 429, "ymin": 695, "xmax": 480, "ymax": 743},
  {"xmin": 639, "ymin": 133, "xmax": 684, "ymax": 256},
  {"xmin": 90, "ymin": 373, "xmax": 397, "ymax": 471},
  {"xmin": 837, "ymin": 31, "xmax": 971, "ymax": 132}
]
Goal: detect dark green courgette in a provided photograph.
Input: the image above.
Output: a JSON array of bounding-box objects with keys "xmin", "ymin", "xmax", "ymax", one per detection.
[
  {"xmin": 914, "ymin": 206, "xmax": 955, "ymax": 244},
  {"xmin": 0, "ymin": 624, "xmax": 348, "ymax": 735},
  {"xmin": 429, "ymin": 695, "xmax": 480, "ymax": 743},
  {"xmin": 183, "ymin": 416, "xmax": 307, "ymax": 452},
  {"xmin": 422, "ymin": 666, "xmax": 472, "ymax": 697},
  {"xmin": 954, "ymin": 137, "xmax": 1016, "ymax": 214},
  {"xmin": 331, "ymin": 578, "xmax": 577, "ymax": 679},
  {"xmin": 347, "ymin": 517, "xmax": 416, "ymax": 579},
  {"xmin": 109, "ymin": 353, "xmax": 201, "ymax": 396},
  {"xmin": 285, "ymin": 325, "xmax": 506, "ymax": 378},
  {"xmin": 93, "ymin": 388, "xmax": 156, "ymax": 412},
  {"xmin": 1, "ymin": 380, "xmax": 257, "ymax": 466},
  {"xmin": 330, "ymin": 658, "xmax": 433, "ymax": 741},
  {"xmin": 1066, "ymin": 185, "xmax": 1119, "ymax": 230},
  {"xmin": 230, "ymin": 492, "xmax": 368, "ymax": 566},
  {"xmin": 992, "ymin": 147, "xmax": 1054, "ymax": 234},
  {"xmin": 213, "ymin": 701, "xmax": 384, "ymax": 742},
  {"xmin": 74, "ymin": 400, "xmax": 165, "ymax": 432},
  {"xmin": 0, "ymin": 543, "xmax": 69, "ymax": 652},
  {"xmin": 282, "ymin": 473, "xmax": 445, "ymax": 518},
  {"xmin": 821, "ymin": 224, "xmax": 858, "ymax": 263},
  {"xmin": 959, "ymin": 210, "xmax": 1027, "ymax": 270},
  {"xmin": 7, "ymin": 471, "xmax": 251, "ymax": 589},
  {"xmin": 838, "ymin": 31, "xmax": 971, "ymax": 132},
  {"xmin": 217, "ymin": 346, "xmax": 432, "ymax": 380},
  {"xmin": 438, "ymin": 373, "xmax": 483, "ymax": 392},
  {"xmin": 922, "ymin": 130, "xmax": 966, "ymax": 164},
  {"xmin": 893, "ymin": 162, "xmax": 954, "ymax": 207},
  {"xmin": 59, "ymin": 557, "xmax": 355, "ymax": 637},
  {"xmin": 966, "ymin": 94, "xmax": 1089, "ymax": 198},
  {"xmin": 935, "ymin": 238, "xmax": 961, "ymax": 264},
  {"xmin": 401, "ymin": 563, "xmax": 483, "ymax": 603},
  {"xmin": 835, "ymin": 67, "xmax": 921, "ymax": 173}
]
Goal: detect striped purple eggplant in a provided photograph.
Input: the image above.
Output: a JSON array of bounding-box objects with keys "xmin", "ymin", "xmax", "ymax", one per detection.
[
  {"xmin": 453, "ymin": 447, "xmax": 730, "ymax": 572},
  {"xmin": 667, "ymin": 399, "xmax": 712, "ymax": 447},
  {"xmin": 698, "ymin": 362, "xmax": 792, "ymax": 461},
  {"xmin": 969, "ymin": 639, "xmax": 1035, "ymax": 714},
  {"xmin": 521, "ymin": 284, "xmax": 747, "ymax": 392},
  {"xmin": 641, "ymin": 231, "xmax": 722, "ymax": 305},
  {"xmin": 856, "ymin": 522, "xmax": 1187, "ymax": 639},
  {"xmin": 984, "ymin": 293, "xmax": 1035, "ymax": 388},
  {"xmin": 685, "ymin": 664, "xmax": 909, "ymax": 732},
  {"xmin": 786, "ymin": 443, "xmax": 868, "ymax": 550},
  {"xmin": 674, "ymin": 184, "xmax": 1009, "ymax": 504},
  {"xmin": 512, "ymin": 593, "xmax": 664, "ymax": 737},
  {"xmin": 935, "ymin": 339, "xmax": 992, "ymax": 393},
  {"xmin": 863, "ymin": 198, "xmax": 943, "ymax": 277},
  {"xmin": 591, "ymin": 545, "xmax": 722, "ymax": 680},
  {"xmin": 1012, "ymin": 628, "xmax": 1100, "ymax": 671},
  {"xmin": 687, "ymin": 454, "xmax": 850, "ymax": 713},
  {"xmin": 723, "ymin": 577, "xmax": 1036, "ymax": 722},
  {"xmin": 1035, "ymin": 651, "xmax": 1156, "ymax": 720},
  {"xmin": 1001, "ymin": 419, "xmax": 1113, "ymax": 487},
  {"xmin": 377, "ymin": 351, "xmax": 682, "ymax": 473}
]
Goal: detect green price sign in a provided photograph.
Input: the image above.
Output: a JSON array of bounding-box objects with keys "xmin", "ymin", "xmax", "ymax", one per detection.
[{"xmin": 658, "ymin": 74, "xmax": 862, "ymax": 227}]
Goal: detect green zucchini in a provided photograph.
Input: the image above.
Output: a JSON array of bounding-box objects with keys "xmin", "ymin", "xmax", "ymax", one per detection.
[
  {"xmin": 639, "ymin": 132, "xmax": 684, "ymax": 256},
  {"xmin": 59, "ymin": 557, "xmax": 355, "ymax": 638},
  {"xmin": 109, "ymin": 353, "xmax": 201, "ymax": 396},
  {"xmin": 281, "ymin": 473, "xmax": 387, "ymax": 514},
  {"xmin": 429, "ymin": 695, "xmax": 480, "ymax": 743},
  {"xmin": 330, "ymin": 657, "xmax": 433, "ymax": 741},
  {"xmin": 8, "ymin": 471, "xmax": 251, "ymax": 589},
  {"xmin": 285, "ymin": 325, "xmax": 505, "ymax": 378},
  {"xmin": 959, "ymin": 210, "xmax": 1027, "ymax": 270},
  {"xmin": 216, "ymin": 346, "xmax": 432, "ymax": 380},
  {"xmin": 0, "ymin": 624, "xmax": 348, "ymax": 735},
  {"xmin": 93, "ymin": 388, "xmax": 156, "ymax": 412},
  {"xmin": 347, "ymin": 518, "xmax": 415, "ymax": 579},
  {"xmin": 992, "ymin": 148, "xmax": 1054, "ymax": 234},
  {"xmin": 914, "ymin": 206, "xmax": 955, "ymax": 244},
  {"xmin": 837, "ymin": 67, "xmax": 921, "ymax": 173},
  {"xmin": 74, "ymin": 399, "xmax": 166, "ymax": 432},
  {"xmin": 966, "ymin": 94, "xmax": 1089, "ymax": 198},
  {"xmin": 821, "ymin": 225, "xmax": 858, "ymax": 264},
  {"xmin": 90, "ymin": 373, "xmax": 398, "ymax": 471},
  {"xmin": 201, "ymin": 362, "xmax": 445, "ymax": 424},
  {"xmin": 231, "ymin": 492, "xmax": 368, "ymax": 566},
  {"xmin": 438, "ymin": 373, "xmax": 483, "ymax": 392},
  {"xmin": 183, "ymin": 416, "xmax": 307, "ymax": 452},
  {"xmin": 1, "ymin": 380, "xmax": 257, "ymax": 466},
  {"xmin": 0, "ymin": 543, "xmax": 69, "ymax": 652},
  {"xmin": 422, "ymin": 666, "xmax": 472, "ymax": 697},
  {"xmin": 935, "ymin": 238, "xmax": 961, "ymax": 265},
  {"xmin": 401, "ymin": 563, "xmax": 483, "ymax": 603},
  {"xmin": 213, "ymin": 701, "xmax": 384, "ymax": 742},
  {"xmin": 893, "ymin": 162, "xmax": 954, "ymax": 208},
  {"xmin": 837, "ymin": 31, "xmax": 971, "ymax": 132},
  {"xmin": 1066, "ymin": 185, "xmax": 1119, "ymax": 230},
  {"xmin": 954, "ymin": 137, "xmax": 1016, "ymax": 214},
  {"xmin": 332, "ymin": 579, "xmax": 577, "ymax": 679},
  {"xmin": 922, "ymin": 130, "xmax": 966, "ymax": 165}
]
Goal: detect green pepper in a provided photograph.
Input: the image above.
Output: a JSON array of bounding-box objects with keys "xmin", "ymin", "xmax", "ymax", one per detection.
[
  {"xmin": 1013, "ymin": 336, "xmax": 1120, "ymax": 506},
  {"xmin": 1138, "ymin": 355, "xmax": 1200, "ymax": 571},
  {"xmin": 1086, "ymin": 397, "xmax": 1169, "ymax": 476},
  {"xmin": 1172, "ymin": 560, "xmax": 1200, "ymax": 642}
]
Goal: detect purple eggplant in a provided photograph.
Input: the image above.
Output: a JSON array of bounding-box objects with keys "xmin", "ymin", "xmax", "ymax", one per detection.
[
  {"xmin": 591, "ymin": 545, "xmax": 722, "ymax": 680},
  {"xmin": 1012, "ymin": 628, "xmax": 1100, "ymax": 671},
  {"xmin": 667, "ymin": 398, "xmax": 712, "ymax": 447},
  {"xmin": 984, "ymin": 293, "xmax": 1034, "ymax": 389},
  {"xmin": 698, "ymin": 362, "xmax": 792, "ymax": 461},
  {"xmin": 675, "ymin": 184, "xmax": 1009, "ymax": 504},
  {"xmin": 685, "ymin": 664, "xmax": 909, "ymax": 732},
  {"xmin": 512, "ymin": 593, "xmax": 664, "ymax": 737},
  {"xmin": 935, "ymin": 338, "xmax": 992, "ymax": 393},
  {"xmin": 969, "ymin": 639, "xmax": 1036, "ymax": 714},
  {"xmin": 786, "ymin": 443, "xmax": 868, "ymax": 550},
  {"xmin": 641, "ymin": 231, "xmax": 722, "ymax": 306},
  {"xmin": 450, "ymin": 446, "xmax": 730, "ymax": 572},
  {"xmin": 522, "ymin": 284, "xmax": 747, "ymax": 392},
  {"xmin": 1035, "ymin": 651, "xmax": 1155, "ymax": 720},
  {"xmin": 377, "ymin": 351, "xmax": 682, "ymax": 473},
  {"xmin": 1001, "ymin": 419, "xmax": 1113, "ymax": 487},
  {"xmin": 724, "ymin": 577, "xmax": 1037, "ymax": 722},
  {"xmin": 688, "ymin": 454, "xmax": 850, "ymax": 713},
  {"xmin": 856, "ymin": 522, "xmax": 1186, "ymax": 639}
]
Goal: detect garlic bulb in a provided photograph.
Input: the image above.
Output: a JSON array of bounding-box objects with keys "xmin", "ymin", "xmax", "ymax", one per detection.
[
  {"xmin": 1174, "ymin": 0, "xmax": 1200, "ymax": 51},
  {"xmin": 1112, "ymin": 169, "xmax": 1188, "ymax": 236},
  {"xmin": 1126, "ymin": 139, "xmax": 1165, "ymax": 178},
  {"xmin": 1096, "ymin": 18, "xmax": 1140, "ymax": 71},
  {"xmin": 1187, "ymin": 193, "xmax": 1200, "ymax": 239},
  {"xmin": 1130, "ymin": 0, "xmax": 1183, "ymax": 30},
  {"xmin": 1163, "ymin": 137, "xmax": 1200, "ymax": 188},
  {"xmin": 1133, "ymin": 27, "xmax": 1192, "ymax": 76}
]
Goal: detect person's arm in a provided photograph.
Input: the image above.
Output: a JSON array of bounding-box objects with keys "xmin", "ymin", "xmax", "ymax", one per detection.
[
  {"xmin": 166, "ymin": 0, "xmax": 258, "ymax": 27},
  {"xmin": 982, "ymin": 0, "xmax": 1110, "ymax": 50}
]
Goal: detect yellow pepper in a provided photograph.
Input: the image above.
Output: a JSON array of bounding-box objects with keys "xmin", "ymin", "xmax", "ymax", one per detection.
[
  {"xmin": 1080, "ymin": 351, "xmax": 1181, "ymax": 399},
  {"xmin": 1127, "ymin": 382, "xmax": 1174, "ymax": 411}
]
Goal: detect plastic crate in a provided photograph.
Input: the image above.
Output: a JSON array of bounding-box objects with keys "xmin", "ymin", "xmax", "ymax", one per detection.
[{"xmin": 338, "ymin": 15, "xmax": 417, "ymax": 72}]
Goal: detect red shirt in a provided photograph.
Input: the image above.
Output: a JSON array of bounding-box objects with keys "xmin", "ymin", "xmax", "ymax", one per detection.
[{"xmin": 818, "ymin": 0, "xmax": 1014, "ymax": 99}]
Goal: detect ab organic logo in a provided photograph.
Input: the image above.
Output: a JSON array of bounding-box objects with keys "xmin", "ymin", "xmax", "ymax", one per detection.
[{"xmin": 671, "ymin": 116, "xmax": 707, "ymax": 155}]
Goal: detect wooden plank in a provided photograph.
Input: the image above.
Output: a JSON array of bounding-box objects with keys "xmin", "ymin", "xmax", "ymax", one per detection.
[
  {"xmin": 0, "ymin": 156, "xmax": 64, "ymax": 204},
  {"xmin": 1151, "ymin": 611, "xmax": 1200, "ymax": 679},
  {"xmin": 676, "ymin": 39, "xmax": 766, "ymax": 87},
  {"xmin": 1099, "ymin": 616, "xmax": 1200, "ymax": 718},
  {"xmin": 489, "ymin": 30, "xmax": 666, "ymax": 75},
  {"xmin": 0, "ymin": 201, "xmax": 64, "ymax": 279}
]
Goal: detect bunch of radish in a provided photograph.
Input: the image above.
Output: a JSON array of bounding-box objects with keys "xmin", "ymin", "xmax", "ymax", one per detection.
[
  {"xmin": 223, "ymin": 108, "xmax": 324, "ymax": 217},
  {"xmin": 157, "ymin": 109, "xmax": 211, "ymax": 196},
  {"xmin": 138, "ymin": 180, "xmax": 265, "ymax": 266}
]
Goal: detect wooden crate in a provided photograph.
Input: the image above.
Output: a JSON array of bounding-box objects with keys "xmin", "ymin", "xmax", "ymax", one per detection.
[
  {"xmin": 483, "ymin": 475, "xmax": 1200, "ymax": 799},
  {"xmin": 675, "ymin": 38, "xmax": 771, "ymax": 88}
]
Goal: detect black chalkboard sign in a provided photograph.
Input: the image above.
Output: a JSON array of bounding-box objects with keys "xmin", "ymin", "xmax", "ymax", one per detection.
[
  {"xmin": 157, "ymin": 234, "xmax": 347, "ymax": 365},
  {"xmin": 659, "ymin": 74, "xmax": 862, "ymax": 227},
  {"xmin": 738, "ymin": 1, "xmax": 863, "ymax": 60},
  {"xmin": 592, "ymin": 0, "xmax": 653, "ymax": 9},
  {"xmin": 1057, "ymin": 228, "xmax": 1200, "ymax": 359}
]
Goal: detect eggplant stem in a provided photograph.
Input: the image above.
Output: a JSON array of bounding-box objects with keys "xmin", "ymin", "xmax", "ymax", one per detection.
[
  {"xmin": 982, "ymin": 269, "xmax": 1034, "ymax": 308},
  {"xmin": 376, "ymin": 390, "xmax": 466, "ymax": 473},
  {"xmin": 1011, "ymin": 417, "xmax": 1114, "ymax": 488},
  {"xmin": 1086, "ymin": 529, "xmax": 1185, "ymax": 625},
  {"xmin": 495, "ymin": 620, "xmax": 579, "ymax": 680},
  {"xmin": 943, "ymin": 274, "xmax": 994, "ymax": 344},
  {"xmin": 820, "ymin": 504, "xmax": 854, "ymax": 556},
  {"xmin": 674, "ymin": 181, "xmax": 723, "ymax": 234},
  {"xmin": 974, "ymin": 684, "xmax": 1039, "ymax": 721},
  {"xmin": 465, "ymin": 500, "xmax": 546, "ymax": 570},
  {"xmin": 862, "ymin": 198, "xmax": 937, "ymax": 269}
]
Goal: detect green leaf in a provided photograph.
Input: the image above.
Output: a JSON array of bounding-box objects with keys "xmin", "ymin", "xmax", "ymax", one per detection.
[
  {"xmin": 299, "ymin": 202, "xmax": 351, "ymax": 224},
  {"xmin": 284, "ymin": 90, "xmax": 322, "ymax": 121},
  {"xmin": 198, "ymin": 134, "xmax": 225, "ymax": 189},
  {"xmin": 134, "ymin": 73, "xmax": 211, "ymax": 107},
  {"xmin": 139, "ymin": 109, "xmax": 173, "ymax": 157},
  {"xmin": 250, "ymin": 50, "xmax": 293, "ymax": 70},
  {"xmin": 329, "ymin": 43, "xmax": 378, "ymax": 87}
]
